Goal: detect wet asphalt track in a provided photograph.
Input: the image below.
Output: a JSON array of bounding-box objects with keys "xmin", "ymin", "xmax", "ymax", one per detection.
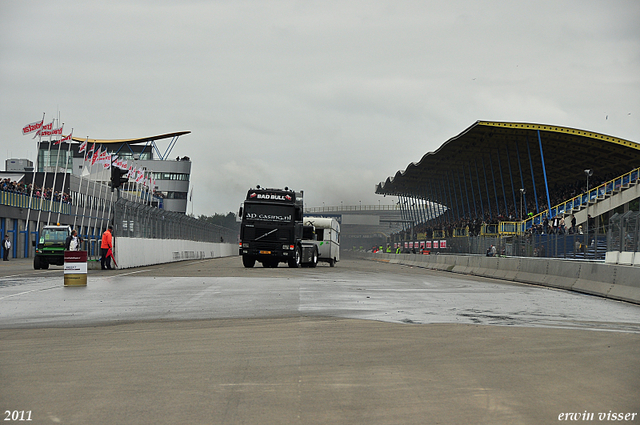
[
  {"xmin": 0, "ymin": 256, "xmax": 639, "ymax": 424},
  {"xmin": 0, "ymin": 256, "xmax": 638, "ymax": 331}
]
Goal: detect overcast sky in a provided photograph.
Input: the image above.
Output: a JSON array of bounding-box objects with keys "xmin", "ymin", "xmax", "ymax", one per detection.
[{"xmin": 1, "ymin": 1, "xmax": 638, "ymax": 216}]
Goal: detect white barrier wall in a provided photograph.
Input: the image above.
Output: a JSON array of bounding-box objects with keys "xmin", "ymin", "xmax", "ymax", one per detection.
[
  {"xmin": 359, "ymin": 253, "xmax": 640, "ymax": 305},
  {"xmin": 114, "ymin": 238, "xmax": 237, "ymax": 269}
]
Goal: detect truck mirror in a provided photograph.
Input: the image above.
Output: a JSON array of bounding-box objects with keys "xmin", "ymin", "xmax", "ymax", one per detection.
[
  {"xmin": 32, "ymin": 240, "xmax": 36, "ymax": 247},
  {"xmin": 238, "ymin": 207, "xmax": 243, "ymax": 218}
]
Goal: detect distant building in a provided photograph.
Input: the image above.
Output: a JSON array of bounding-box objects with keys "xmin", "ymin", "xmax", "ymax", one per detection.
[
  {"xmin": 5, "ymin": 158, "xmax": 33, "ymax": 172},
  {"xmin": 35, "ymin": 131, "xmax": 191, "ymax": 214}
]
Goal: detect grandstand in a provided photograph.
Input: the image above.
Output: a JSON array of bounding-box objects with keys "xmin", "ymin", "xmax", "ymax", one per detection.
[{"xmin": 375, "ymin": 121, "xmax": 640, "ymax": 259}]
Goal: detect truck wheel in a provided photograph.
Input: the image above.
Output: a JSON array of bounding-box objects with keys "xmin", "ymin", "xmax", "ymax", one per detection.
[
  {"xmin": 242, "ymin": 256, "xmax": 255, "ymax": 268},
  {"xmin": 34, "ymin": 256, "xmax": 41, "ymax": 270},
  {"xmin": 288, "ymin": 247, "xmax": 301, "ymax": 268},
  {"xmin": 42, "ymin": 262, "xmax": 50, "ymax": 269},
  {"xmin": 310, "ymin": 248, "xmax": 318, "ymax": 268},
  {"xmin": 329, "ymin": 258, "xmax": 336, "ymax": 267}
]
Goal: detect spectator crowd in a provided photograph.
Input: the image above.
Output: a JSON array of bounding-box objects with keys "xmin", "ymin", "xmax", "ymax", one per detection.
[
  {"xmin": 1, "ymin": 178, "xmax": 72, "ymax": 204},
  {"xmin": 391, "ymin": 173, "xmax": 617, "ymax": 241}
]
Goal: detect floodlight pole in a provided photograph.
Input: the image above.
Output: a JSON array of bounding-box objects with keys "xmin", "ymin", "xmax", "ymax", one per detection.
[
  {"xmin": 519, "ymin": 188, "xmax": 525, "ymax": 230},
  {"xmin": 584, "ymin": 169, "xmax": 593, "ymax": 257}
]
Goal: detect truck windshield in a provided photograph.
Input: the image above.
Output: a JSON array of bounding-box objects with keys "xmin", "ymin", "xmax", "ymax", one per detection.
[
  {"xmin": 41, "ymin": 229, "xmax": 68, "ymax": 243},
  {"xmin": 243, "ymin": 204, "xmax": 293, "ymax": 223}
]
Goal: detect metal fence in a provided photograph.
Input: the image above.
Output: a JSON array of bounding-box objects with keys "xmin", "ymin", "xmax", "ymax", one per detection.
[
  {"xmin": 113, "ymin": 197, "xmax": 238, "ymax": 243},
  {"xmin": 399, "ymin": 221, "xmax": 610, "ymax": 260},
  {"xmin": 608, "ymin": 211, "xmax": 640, "ymax": 253},
  {"xmin": 0, "ymin": 181, "xmax": 239, "ymax": 260}
]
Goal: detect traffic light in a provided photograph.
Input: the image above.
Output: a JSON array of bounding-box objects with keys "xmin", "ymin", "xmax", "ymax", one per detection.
[{"xmin": 110, "ymin": 165, "xmax": 128, "ymax": 191}]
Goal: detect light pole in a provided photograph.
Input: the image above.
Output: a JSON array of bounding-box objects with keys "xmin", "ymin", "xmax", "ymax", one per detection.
[
  {"xmin": 584, "ymin": 169, "xmax": 593, "ymax": 256},
  {"xmin": 519, "ymin": 188, "xmax": 526, "ymax": 235}
]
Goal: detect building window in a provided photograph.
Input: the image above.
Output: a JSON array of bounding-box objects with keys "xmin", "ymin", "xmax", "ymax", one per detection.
[
  {"xmin": 165, "ymin": 191, "xmax": 188, "ymax": 199},
  {"xmin": 153, "ymin": 172, "xmax": 189, "ymax": 181}
]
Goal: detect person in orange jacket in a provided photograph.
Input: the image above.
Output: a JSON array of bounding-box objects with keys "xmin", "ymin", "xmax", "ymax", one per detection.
[{"xmin": 100, "ymin": 225, "xmax": 113, "ymax": 270}]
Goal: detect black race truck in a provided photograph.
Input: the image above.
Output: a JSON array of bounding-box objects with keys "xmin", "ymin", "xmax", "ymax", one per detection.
[{"xmin": 239, "ymin": 186, "xmax": 318, "ymax": 268}]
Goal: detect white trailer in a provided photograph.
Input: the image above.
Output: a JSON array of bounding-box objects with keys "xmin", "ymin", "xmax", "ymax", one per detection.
[{"xmin": 303, "ymin": 217, "xmax": 340, "ymax": 266}]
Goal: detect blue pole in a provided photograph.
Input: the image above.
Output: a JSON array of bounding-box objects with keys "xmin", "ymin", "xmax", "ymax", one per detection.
[
  {"xmin": 526, "ymin": 135, "xmax": 540, "ymax": 214},
  {"xmin": 505, "ymin": 144, "xmax": 518, "ymax": 218},
  {"xmin": 475, "ymin": 158, "xmax": 486, "ymax": 219},
  {"xmin": 440, "ymin": 178, "xmax": 451, "ymax": 224},
  {"xmin": 431, "ymin": 179, "xmax": 444, "ymax": 225},
  {"xmin": 488, "ymin": 155, "xmax": 500, "ymax": 217},
  {"xmin": 427, "ymin": 184, "xmax": 436, "ymax": 224},
  {"xmin": 515, "ymin": 140, "xmax": 528, "ymax": 216},
  {"xmin": 467, "ymin": 163, "xmax": 478, "ymax": 218},
  {"xmin": 446, "ymin": 171, "xmax": 459, "ymax": 221},
  {"xmin": 537, "ymin": 130, "xmax": 552, "ymax": 215},
  {"xmin": 456, "ymin": 171, "xmax": 466, "ymax": 219},
  {"xmin": 398, "ymin": 195, "xmax": 405, "ymax": 231},
  {"xmin": 496, "ymin": 147, "xmax": 509, "ymax": 218},
  {"xmin": 461, "ymin": 166, "xmax": 472, "ymax": 219}
]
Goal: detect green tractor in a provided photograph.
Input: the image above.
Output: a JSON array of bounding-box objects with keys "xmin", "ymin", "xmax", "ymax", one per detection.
[{"xmin": 33, "ymin": 225, "xmax": 71, "ymax": 269}]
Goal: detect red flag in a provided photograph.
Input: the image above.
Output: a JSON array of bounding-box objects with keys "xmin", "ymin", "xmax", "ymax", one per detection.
[
  {"xmin": 91, "ymin": 147, "xmax": 101, "ymax": 165},
  {"xmin": 34, "ymin": 121, "xmax": 54, "ymax": 138},
  {"xmin": 54, "ymin": 132, "xmax": 72, "ymax": 145},
  {"xmin": 101, "ymin": 151, "xmax": 112, "ymax": 169},
  {"xmin": 22, "ymin": 118, "xmax": 44, "ymax": 135},
  {"xmin": 107, "ymin": 247, "xmax": 117, "ymax": 268},
  {"xmin": 78, "ymin": 139, "xmax": 87, "ymax": 153}
]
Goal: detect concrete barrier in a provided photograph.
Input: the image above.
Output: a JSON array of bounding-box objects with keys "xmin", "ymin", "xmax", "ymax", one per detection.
[
  {"xmin": 618, "ymin": 252, "xmax": 635, "ymax": 266},
  {"xmin": 610, "ymin": 266, "xmax": 640, "ymax": 304},
  {"xmin": 573, "ymin": 262, "xmax": 616, "ymax": 298},
  {"xmin": 542, "ymin": 260, "xmax": 581, "ymax": 290},
  {"xmin": 365, "ymin": 252, "xmax": 640, "ymax": 305},
  {"xmin": 451, "ymin": 255, "xmax": 469, "ymax": 274},
  {"xmin": 515, "ymin": 258, "xmax": 548, "ymax": 286},
  {"xmin": 114, "ymin": 237, "xmax": 237, "ymax": 269},
  {"xmin": 605, "ymin": 251, "xmax": 620, "ymax": 264},
  {"xmin": 476, "ymin": 256, "xmax": 501, "ymax": 279}
]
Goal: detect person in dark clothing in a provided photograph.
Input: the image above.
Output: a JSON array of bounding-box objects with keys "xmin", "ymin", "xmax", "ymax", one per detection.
[{"xmin": 2, "ymin": 235, "xmax": 11, "ymax": 261}]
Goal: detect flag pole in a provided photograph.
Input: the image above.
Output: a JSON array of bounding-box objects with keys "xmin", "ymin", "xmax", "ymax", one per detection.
[
  {"xmin": 73, "ymin": 137, "xmax": 89, "ymax": 228},
  {"xmin": 94, "ymin": 147, "xmax": 111, "ymax": 246},
  {"xmin": 96, "ymin": 151, "xmax": 111, "ymax": 233},
  {"xmin": 86, "ymin": 145, "xmax": 103, "ymax": 252},
  {"xmin": 24, "ymin": 113, "xmax": 45, "ymax": 243},
  {"xmin": 79, "ymin": 142, "xmax": 96, "ymax": 237},
  {"xmin": 56, "ymin": 129, "xmax": 74, "ymax": 224},
  {"xmin": 37, "ymin": 119, "xmax": 56, "ymax": 229},
  {"xmin": 47, "ymin": 122, "xmax": 64, "ymax": 225}
]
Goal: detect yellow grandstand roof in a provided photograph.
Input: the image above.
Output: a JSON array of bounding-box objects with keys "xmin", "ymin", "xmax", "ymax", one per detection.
[
  {"xmin": 71, "ymin": 131, "xmax": 190, "ymax": 145},
  {"xmin": 376, "ymin": 120, "xmax": 640, "ymax": 199}
]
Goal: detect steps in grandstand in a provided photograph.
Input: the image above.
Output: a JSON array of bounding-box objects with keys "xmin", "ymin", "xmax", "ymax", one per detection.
[
  {"xmin": 525, "ymin": 167, "xmax": 640, "ymax": 231},
  {"xmin": 530, "ymin": 234, "xmax": 606, "ymax": 260}
]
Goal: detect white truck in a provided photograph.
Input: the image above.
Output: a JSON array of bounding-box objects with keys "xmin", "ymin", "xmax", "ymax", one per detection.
[{"xmin": 303, "ymin": 217, "xmax": 340, "ymax": 266}]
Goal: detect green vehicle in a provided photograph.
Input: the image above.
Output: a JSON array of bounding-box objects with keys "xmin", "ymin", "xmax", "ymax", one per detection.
[{"xmin": 34, "ymin": 225, "xmax": 72, "ymax": 269}]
